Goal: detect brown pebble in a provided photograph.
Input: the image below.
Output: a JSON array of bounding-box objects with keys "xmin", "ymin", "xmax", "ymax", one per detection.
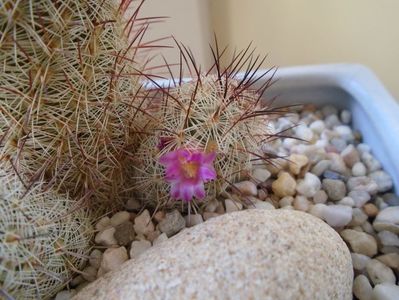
[
  {"xmin": 154, "ymin": 211, "xmax": 166, "ymax": 223},
  {"xmin": 363, "ymin": 203, "xmax": 379, "ymax": 218},
  {"xmin": 114, "ymin": 221, "xmax": 136, "ymax": 246}
]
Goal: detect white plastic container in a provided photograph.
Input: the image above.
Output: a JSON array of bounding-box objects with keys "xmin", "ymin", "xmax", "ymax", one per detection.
[{"xmin": 255, "ymin": 64, "xmax": 399, "ymax": 193}]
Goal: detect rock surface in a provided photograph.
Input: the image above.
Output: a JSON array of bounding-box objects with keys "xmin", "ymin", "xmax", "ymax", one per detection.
[{"xmin": 73, "ymin": 210, "xmax": 353, "ymax": 300}]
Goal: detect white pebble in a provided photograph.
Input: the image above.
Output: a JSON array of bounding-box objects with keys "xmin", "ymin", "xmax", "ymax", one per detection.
[
  {"xmin": 225, "ymin": 199, "xmax": 243, "ymax": 213},
  {"xmin": 351, "ymin": 253, "xmax": 371, "ymax": 271},
  {"xmin": 247, "ymin": 199, "xmax": 275, "ymax": 210},
  {"xmin": 252, "ymin": 168, "xmax": 271, "ymax": 183},
  {"xmin": 295, "ymin": 124, "xmax": 314, "ymax": 141},
  {"xmin": 134, "ymin": 209, "xmax": 155, "ymax": 236},
  {"xmin": 378, "ymin": 231, "xmax": 399, "ymax": 247},
  {"xmin": 153, "ymin": 233, "xmax": 168, "ymax": 246},
  {"xmin": 81, "ymin": 266, "xmax": 97, "ymax": 282},
  {"xmin": 184, "ymin": 214, "xmax": 204, "ymax": 227},
  {"xmin": 95, "ymin": 216, "xmax": 111, "ymax": 231},
  {"xmin": 130, "ymin": 240, "xmax": 152, "ymax": 259},
  {"xmin": 372, "ymin": 284, "xmax": 399, "ymax": 300},
  {"xmin": 233, "ymin": 180, "xmax": 257, "ymax": 196},
  {"xmin": 100, "ymin": 247, "xmax": 128, "ymax": 273},
  {"xmin": 94, "ymin": 227, "xmax": 117, "ymax": 247},
  {"xmin": 340, "ymin": 110, "xmax": 351, "ymax": 124},
  {"xmin": 309, "ymin": 120, "xmax": 325, "ymax": 134},
  {"xmin": 353, "ymin": 275, "xmax": 372, "ymax": 300},
  {"xmin": 55, "ymin": 290, "xmax": 77, "ymax": 300},
  {"xmin": 279, "ymin": 196, "xmax": 294, "ymax": 208},
  {"xmin": 309, "ymin": 203, "xmax": 326, "ymax": 219},
  {"xmin": 110, "ymin": 211, "xmax": 131, "ymax": 227},
  {"xmin": 334, "ymin": 125, "xmax": 353, "ymax": 137},
  {"xmin": 322, "ymin": 205, "xmax": 352, "ymax": 227},
  {"xmin": 296, "ymin": 172, "xmax": 321, "ymax": 198},
  {"xmin": 337, "ymin": 197, "xmax": 355, "ymax": 207},
  {"xmin": 366, "ymin": 259, "xmax": 396, "ymax": 285},
  {"xmin": 352, "ymin": 162, "xmax": 367, "ymax": 177},
  {"xmin": 293, "ymin": 196, "xmax": 310, "ymax": 212},
  {"xmin": 373, "ymin": 207, "xmax": 399, "ymax": 233}
]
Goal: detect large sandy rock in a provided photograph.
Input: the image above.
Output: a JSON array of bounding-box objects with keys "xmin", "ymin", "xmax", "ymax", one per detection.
[{"xmin": 74, "ymin": 210, "xmax": 353, "ymax": 300}]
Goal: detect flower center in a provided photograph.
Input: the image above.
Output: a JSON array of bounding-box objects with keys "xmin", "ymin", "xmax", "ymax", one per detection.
[{"xmin": 181, "ymin": 160, "xmax": 199, "ymax": 179}]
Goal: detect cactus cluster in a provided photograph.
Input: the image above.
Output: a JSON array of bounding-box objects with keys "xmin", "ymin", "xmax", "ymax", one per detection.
[
  {"xmin": 0, "ymin": 0, "xmax": 154, "ymax": 208},
  {"xmin": 129, "ymin": 42, "xmax": 282, "ymax": 211},
  {"xmin": 0, "ymin": 166, "xmax": 93, "ymax": 300}
]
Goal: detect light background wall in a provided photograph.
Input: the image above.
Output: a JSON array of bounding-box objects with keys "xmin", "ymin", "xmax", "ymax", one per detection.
[
  {"xmin": 140, "ymin": 0, "xmax": 399, "ymax": 101},
  {"xmin": 211, "ymin": 0, "xmax": 399, "ymax": 101}
]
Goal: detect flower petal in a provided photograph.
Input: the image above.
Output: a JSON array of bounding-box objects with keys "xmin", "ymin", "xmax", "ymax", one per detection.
[
  {"xmin": 180, "ymin": 184, "xmax": 194, "ymax": 202},
  {"xmin": 199, "ymin": 166, "xmax": 217, "ymax": 181},
  {"xmin": 193, "ymin": 182, "xmax": 205, "ymax": 199}
]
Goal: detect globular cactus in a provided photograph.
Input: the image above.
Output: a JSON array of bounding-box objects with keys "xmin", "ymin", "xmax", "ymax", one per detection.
[
  {"xmin": 0, "ymin": 166, "xmax": 93, "ymax": 300},
  {"xmin": 0, "ymin": 0, "xmax": 156, "ymax": 208},
  {"xmin": 129, "ymin": 42, "xmax": 284, "ymax": 211}
]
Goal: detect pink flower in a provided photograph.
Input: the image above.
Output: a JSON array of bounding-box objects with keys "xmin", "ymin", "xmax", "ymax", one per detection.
[{"xmin": 159, "ymin": 148, "xmax": 217, "ymax": 202}]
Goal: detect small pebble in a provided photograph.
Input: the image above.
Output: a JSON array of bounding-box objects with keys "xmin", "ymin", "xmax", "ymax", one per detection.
[
  {"xmin": 322, "ymin": 170, "xmax": 345, "ymax": 180},
  {"xmin": 357, "ymin": 143, "xmax": 371, "ymax": 154},
  {"xmin": 348, "ymin": 190, "xmax": 371, "ymax": 208},
  {"xmin": 340, "ymin": 110, "xmax": 351, "ymax": 124},
  {"xmin": 369, "ymin": 171, "xmax": 393, "ymax": 193},
  {"xmin": 204, "ymin": 199, "xmax": 219, "ymax": 212},
  {"xmin": 361, "ymin": 152, "xmax": 381, "ymax": 172},
  {"xmin": 309, "ymin": 120, "xmax": 325, "ymax": 134},
  {"xmin": 89, "ymin": 249, "xmax": 103, "ymax": 269},
  {"xmin": 224, "ymin": 199, "xmax": 243, "ymax": 213},
  {"xmin": 293, "ymin": 196, "xmax": 310, "ymax": 212},
  {"xmin": 134, "ymin": 209, "xmax": 155, "ymax": 236},
  {"xmin": 125, "ymin": 198, "xmax": 141, "ymax": 212},
  {"xmin": 184, "ymin": 214, "xmax": 204, "ymax": 227},
  {"xmin": 95, "ymin": 216, "xmax": 111, "ymax": 231},
  {"xmin": 288, "ymin": 154, "xmax": 309, "ymax": 175},
  {"xmin": 351, "ymin": 253, "xmax": 371, "ymax": 271},
  {"xmin": 110, "ymin": 211, "xmax": 131, "ymax": 227},
  {"xmin": 363, "ymin": 203, "xmax": 379, "ymax": 217},
  {"xmin": 328, "ymin": 153, "xmax": 348, "ymax": 174},
  {"xmin": 378, "ymin": 231, "xmax": 399, "ymax": 247},
  {"xmin": 158, "ymin": 210, "xmax": 186, "ymax": 237},
  {"xmin": 349, "ymin": 208, "xmax": 368, "ymax": 226},
  {"xmin": 322, "ymin": 179, "xmax": 347, "ymax": 201},
  {"xmin": 366, "ymin": 259, "xmax": 396, "ymax": 285},
  {"xmin": 373, "ymin": 207, "xmax": 399, "ymax": 233},
  {"xmin": 279, "ymin": 196, "xmax": 294, "ymax": 207},
  {"xmin": 233, "ymin": 180, "xmax": 257, "ymax": 196},
  {"xmin": 311, "ymin": 160, "xmax": 331, "ymax": 176},
  {"xmin": 313, "ymin": 190, "xmax": 328, "ymax": 204},
  {"xmin": 247, "ymin": 199, "xmax": 275, "ymax": 210},
  {"xmin": 251, "ymin": 168, "xmax": 271, "ymax": 183},
  {"xmin": 153, "ymin": 211, "xmax": 166, "ymax": 223},
  {"xmin": 331, "ymin": 138, "xmax": 347, "ymax": 152},
  {"xmin": 322, "ymin": 204, "xmax": 352, "ymax": 227},
  {"xmin": 70, "ymin": 275, "xmax": 85, "ymax": 287},
  {"xmin": 271, "ymin": 172, "xmax": 297, "ymax": 197},
  {"xmin": 294, "ymin": 124, "xmax": 314, "ymax": 141},
  {"xmin": 353, "ymin": 275, "xmax": 372, "ymax": 300},
  {"xmin": 55, "ymin": 290, "xmax": 77, "ymax": 300},
  {"xmin": 376, "ymin": 253, "xmax": 399, "ymax": 270},
  {"xmin": 309, "ymin": 203, "xmax": 326, "ymax": 219},
  {"xmin": 382, "ymin": 193, "xmax": 399, "ymax": 207},
  {"xmin": 337, "ymin": 197, "xmax": 355, "ymax": 207},
  {"xmin": 114, "ymin": 221, "xmax": 136, "ymax": 246},
  {"xmin": 94, "ymin": 227, "xmax": 117, "ymax": 247},
  {"xmin": 153, "ymin": 233, "xmax": 168, "ymax": 246},
  {"xmin": 372, "ymin": 284, "xmax": 399, "ymax": 300},
  {"xmin": 352, "ymin": 162, "xmax": 367, "ymax": 177},
  {"xmin": 100, "ymin": 247, "xmax": 128, "ymax": 273},
  {"xmin": 340, "ymin": 229, "xmax": 378, "ymax": 257},
  {"xmin": 325, "ymin": 114, "xmax": 341, "ymax": 128},
  {"xmin": 341, "ymin": 144, "xmax": 360, "ymax": 168},
  {"xmin": 130, "ymin": 240, "xmax": 152, "ymax": 259},
  {"xmin": 81, "ymin": 266, "xmax": 97, "ymax": 282},
  {"xmin": 203, "ymin": 212, "xmax": 220, "ymax": 221},
  {"xmin": 347, "ymin": 176, "xmax": 378, "ymax": 195},
  {"xmin": 295, "ymin": 172, "xmax": 321, "ymax": 198}
]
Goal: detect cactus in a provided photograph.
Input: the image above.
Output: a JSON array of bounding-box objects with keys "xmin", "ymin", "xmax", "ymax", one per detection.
[
  {"xmin": 129, "ymin": 41, "xmax": 286, "ymax": 211},
  {"xmin": 0, "ymin": 165, "xmax": 93, "ymax": 300},
  {"xmin": 0, "ymin": 0, "xmax": 156, "ymax": 208}
]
